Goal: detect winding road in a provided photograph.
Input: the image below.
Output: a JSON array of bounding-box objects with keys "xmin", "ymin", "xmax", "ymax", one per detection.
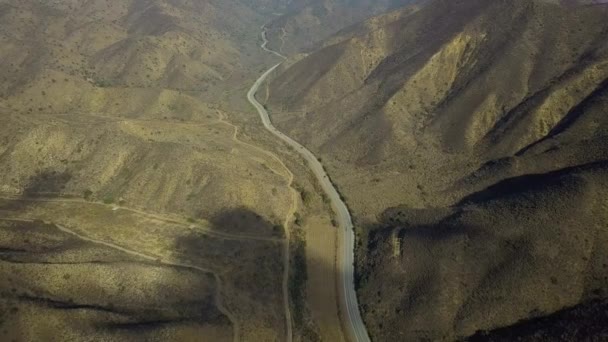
[{"xmin": 247, "ymin": 28, "xmax": 371, "ymax": 342}]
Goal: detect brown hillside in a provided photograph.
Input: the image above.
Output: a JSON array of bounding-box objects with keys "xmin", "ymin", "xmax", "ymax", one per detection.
[
  {"xmin": 0, "ymin": 0, "xmax": 299, "ymax": 340},
  {"xmin": 0, "ymin": 0, "xmax": 266, "ymax": 97},
  {"xmin": 266, "ymin": 0, "xmax": 608, "ymax": 340}
]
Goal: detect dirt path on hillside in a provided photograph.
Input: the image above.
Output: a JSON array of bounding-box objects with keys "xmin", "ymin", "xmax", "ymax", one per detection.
[{"xmin": 216, "ymin": 109, "xmax": 297, "ymax": 342}]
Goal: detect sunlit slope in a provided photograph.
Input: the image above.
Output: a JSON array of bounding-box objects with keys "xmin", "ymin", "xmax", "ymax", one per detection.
[
  {"xmin": 0, "ymin": 0, "xmax": 293, "ymax": 221},
  {"xmin": 0, "ymin": 1, "xmax": 295, "ymax": 340},
  {"xmin": 269, "ymin": 0, "xmax": 608, "ymax": 161},
  {"xmin": 0, "ymin": 112, "xmax": 293, "ymax": 223},
  {"xmin": 0, "ymin": 0, "xmax": 261, "ymax": 98}
]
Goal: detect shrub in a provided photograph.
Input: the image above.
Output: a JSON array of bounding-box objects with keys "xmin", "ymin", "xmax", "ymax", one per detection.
[
  {"xmin": 289, "ymin": 237, "xmax": 307, "ymax": 325},
  {"xmin": 294, "ymin": 212, "xmax": 302, "ymax": 226},
  {"xmin": 300, "ymin": 189, "xmax": 310, "ymax": 204},
  {"xmin": 272, "ymin": 224, "xmax": 283, "ymax": 235}
]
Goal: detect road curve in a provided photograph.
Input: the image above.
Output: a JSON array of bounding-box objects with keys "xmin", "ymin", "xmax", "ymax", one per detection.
[{"xmin": 248, "ymin": 28, "xmax": 371, "ymax": 342}]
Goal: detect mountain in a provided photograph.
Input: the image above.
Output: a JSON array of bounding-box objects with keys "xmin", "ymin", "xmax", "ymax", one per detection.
[
  {"xmin": 3, "ymin": 0, "xmax": 607, "ymax": 340},
  {"xmin": 264, "ymin": 0, "xmax": 423, "ymax": 54},
  {"xmin": 265, "ymin": 0, "xmax": 608, "ymax": 340},
  {"xmin": 267, "ymin": 0, "xmax": 608, "ymax": 213}
]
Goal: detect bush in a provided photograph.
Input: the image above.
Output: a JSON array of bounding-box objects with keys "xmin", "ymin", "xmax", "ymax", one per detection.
[
  {"xmin": 294, "ymin": 212, "xmax": 303, "ymax": 226},
  {"xmin": 299, "ymin": 189, "xmax": 311, "ymax": 204},
  {"xmin": 289, "ymin": 237, "xmax": 307, "ymax": 326},
  {"xmin": 94, "ymin": 78, "xmax": 113, "ymax": 88},
  {"xmin": 272, "ymin": 224, "xmax": 283, "ymax": 235}
]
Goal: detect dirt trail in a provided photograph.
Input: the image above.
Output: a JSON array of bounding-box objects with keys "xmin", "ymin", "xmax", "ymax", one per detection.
[
  {"xmin": 0, "ymin": 107, "xmax": 298, "ymax": 341},
  {"xmin": 216, "ymin": 109, "xmax": 297, "ymax": 342},
  {"xmin": 0, "ymin": 217, "xmax": 240, "ymax": 342},
  {"xmin": 0, "ymin": 195, "xmax": 281, "ymax": 242}
]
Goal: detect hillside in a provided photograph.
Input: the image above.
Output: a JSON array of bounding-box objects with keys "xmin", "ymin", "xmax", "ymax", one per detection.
[
  {"xmin": 0, "ymin": 0, "xmax": 272, "ymax": 98},
  {"xmin": 0, "ymin": 0, "xmax": 300, "ymax": 340},
  {"xmin": 464, "ymin": 298, "xmax": 608, "ymax": 341},
  {"xmin": 362, "ymin": 161, "xmax": 608, "ymax": 340},
  {"xmin": 265, "ymin": 0, "xmax": 608, "ymax": 340},
  {"xmin": 3, "ymin": 0, "xmax": 608, "ymax": 340}
]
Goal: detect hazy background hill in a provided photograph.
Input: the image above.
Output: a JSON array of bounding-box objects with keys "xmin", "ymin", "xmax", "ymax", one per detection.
[
  {"xmin": 264, "ymin": 0, "xmax": 423, "ymax": 54},
  {"xmin": 0, "ymin": 0, "xmax": 273, "ymax": 96},
  {"xmin": 265, "ymin": 0, "xmax": 608, "ymax": 340}
]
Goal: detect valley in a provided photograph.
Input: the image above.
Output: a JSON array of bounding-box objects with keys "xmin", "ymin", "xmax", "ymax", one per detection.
[
  {"xmin": 2, "ymin": 0, "xmax": 608, "ymax": 341},
  {"xmin": 248, "ymin": 27, "xmax": 369, "ymax": 342}
]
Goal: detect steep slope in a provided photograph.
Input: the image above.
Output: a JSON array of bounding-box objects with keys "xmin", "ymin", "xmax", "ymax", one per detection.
[
  {"xmin": 265, "ymin": 0, "xmax": 608, "ymax": 340},
  {"xmin": 363, "ymin": 162, "xmax": 608, "ymax": 340},
  {"xmin": 267, "ymin": 0, "xmax": 608, "ymax": 214}
]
